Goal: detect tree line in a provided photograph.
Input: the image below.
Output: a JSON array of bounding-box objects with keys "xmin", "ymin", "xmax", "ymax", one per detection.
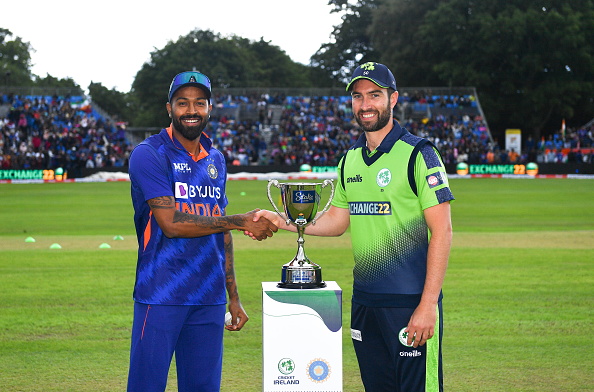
[{"xmin": 1, "ymin": 0, "xmax": 593, "ymax": 143}]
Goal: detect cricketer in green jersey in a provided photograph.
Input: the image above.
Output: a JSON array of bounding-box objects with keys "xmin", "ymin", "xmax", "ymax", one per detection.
[{"xmin": 256, "ymin": 62, "xmax": 454, "ymax": 391}]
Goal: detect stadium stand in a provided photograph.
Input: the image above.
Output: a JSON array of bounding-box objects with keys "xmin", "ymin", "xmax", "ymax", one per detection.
[
  {"xmin": 2, "ymin": 88, "xmax": 592, "ymax": 176},
  {"xmin": 0, "ymin": 92, "xmax": 131, "ymax": 177},
  {"xmin": 206, "ymin": 88, "xmax": 500, "ymax": 167}
]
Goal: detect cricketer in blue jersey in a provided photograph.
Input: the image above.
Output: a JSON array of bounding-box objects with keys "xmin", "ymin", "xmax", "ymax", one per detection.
[{"xmin": 126, "ymin": 71, "xmax": 277, "ymax": 392}]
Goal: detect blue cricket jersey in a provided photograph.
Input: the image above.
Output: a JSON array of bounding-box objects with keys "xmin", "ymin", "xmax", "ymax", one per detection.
[{"xmin": 129, "ymin": 127, "xmax": 228, "ymax": 305}]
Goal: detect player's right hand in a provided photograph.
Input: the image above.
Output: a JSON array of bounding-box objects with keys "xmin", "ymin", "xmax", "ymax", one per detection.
[
  {"xmin": 243, "ymin": 210, "xmax": 278, "ymax": 240},
  {"xmin": 254, "ymin": 209, "xmax": 291, "ymax": 227}
]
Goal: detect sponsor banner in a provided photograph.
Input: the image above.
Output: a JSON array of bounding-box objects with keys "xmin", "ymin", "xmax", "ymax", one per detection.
[
  {"xmin": 2, "ymin": 171, "xmax": 594, "ymax": 184},
  {"xmin": 505, "ymin": 129, "xmax": 522, "ymax": 155},
  {"xmin": 0, "ymin": 169, "xmax": 67, "ymax": 181}
]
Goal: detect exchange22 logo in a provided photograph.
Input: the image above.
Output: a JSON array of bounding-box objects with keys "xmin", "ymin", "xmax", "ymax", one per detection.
[{"xmin": 348, "ymin": 201, "xmax": 392, "ymax": 215}]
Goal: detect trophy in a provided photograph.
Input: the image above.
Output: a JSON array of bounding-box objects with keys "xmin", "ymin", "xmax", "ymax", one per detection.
[{"xmin": 267, "ymin": 179, "xmax": 335, "ymax": 289}]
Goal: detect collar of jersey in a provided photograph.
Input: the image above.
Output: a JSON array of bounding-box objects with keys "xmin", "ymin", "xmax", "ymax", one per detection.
[
  {"xmin": 166, "ymin": 126, "xmax": 211, "ymax": 162},
  {"xmin": 353, "ymin": 120, "xmax": 405, "ymax": 166}
]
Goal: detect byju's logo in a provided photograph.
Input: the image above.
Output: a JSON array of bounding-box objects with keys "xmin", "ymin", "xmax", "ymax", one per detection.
[
  {"xmin": 175, "ymin": 182, "xmax": 189, "ymax": 199},
  {"xmin": 292, "ymin": 190, "xmax": 315, "ymax": 203}
]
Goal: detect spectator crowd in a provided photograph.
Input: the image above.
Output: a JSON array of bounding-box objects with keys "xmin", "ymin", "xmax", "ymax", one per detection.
[
  {"xmin": 0, "ymin": 93, "xmax": 131, "ymax": 177},
  {"xmin": 1, "ymin": 91, "xmax": 593, "ymax": 176}
]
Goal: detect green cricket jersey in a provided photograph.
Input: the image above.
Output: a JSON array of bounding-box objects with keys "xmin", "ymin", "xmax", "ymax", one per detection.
[{"xmin": 333, "ymin": 121, "xmax": 454, "ymax": 306}]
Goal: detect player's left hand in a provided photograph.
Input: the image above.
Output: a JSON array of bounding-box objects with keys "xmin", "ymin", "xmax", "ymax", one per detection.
[
  {"xmin": 405, "ymin": 303, "xmax": 436, "ymax": 347},
  {"xmin": 225, "ymin": 301, "xmax": 249, "ymax": 331}
]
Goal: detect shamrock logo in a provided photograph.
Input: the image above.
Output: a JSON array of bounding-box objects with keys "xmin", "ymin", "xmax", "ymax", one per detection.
[{"xmin": 361, "ymin": 62, "xmax": 376, "ymax": 71}]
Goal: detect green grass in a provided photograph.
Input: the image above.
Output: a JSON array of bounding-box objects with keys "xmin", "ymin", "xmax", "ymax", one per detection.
[{"xmin": 0, "ymin": 179, "xmax": 593, "ymax": 391}]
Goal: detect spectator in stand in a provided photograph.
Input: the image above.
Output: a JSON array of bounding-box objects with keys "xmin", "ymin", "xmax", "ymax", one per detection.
[{"xmin": 508, "ymin": 148, "xmax": 519, "ymax": 163}]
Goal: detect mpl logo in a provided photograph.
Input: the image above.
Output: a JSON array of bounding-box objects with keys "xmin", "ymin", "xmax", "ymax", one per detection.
[
  {"xmin": 292, "ymin": 190, "xmax": 315, "ymax": 204},
  {"xmin": 173, "ymin": 162, "xmax": 191, "ymax": 173}
]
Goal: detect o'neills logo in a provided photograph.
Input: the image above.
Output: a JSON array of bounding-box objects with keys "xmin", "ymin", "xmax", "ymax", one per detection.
[
  {"xmin": 347, "ymin": 174, "xmax": 363, "ymax": 183},
  {"xmin": 400, "ymin": 350, "xmax": 422, "ymax": 357}
]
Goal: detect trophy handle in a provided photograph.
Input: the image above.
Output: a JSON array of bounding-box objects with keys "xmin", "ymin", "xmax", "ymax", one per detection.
[
  {"xmin": 311, "ymin": 179, "xmax": 335, "ymax": 225},
  {"xmin": 267, "ymin": 179, "xmax": 291, "ymax": 226}
]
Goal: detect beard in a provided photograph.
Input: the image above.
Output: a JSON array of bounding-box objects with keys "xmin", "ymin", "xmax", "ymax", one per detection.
[
  {"xmin": 172, "ymin": 114, "xmax": 209, "ymax": 141},
  {"xmin": 354, "ymin": 99, "xmax": 393, "ymax": 133}
]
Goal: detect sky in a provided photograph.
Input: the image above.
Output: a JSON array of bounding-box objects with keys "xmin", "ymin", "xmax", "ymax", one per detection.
[{"xmin": 1, "ymin": 0, "xmax": 343, "ymax": 93}]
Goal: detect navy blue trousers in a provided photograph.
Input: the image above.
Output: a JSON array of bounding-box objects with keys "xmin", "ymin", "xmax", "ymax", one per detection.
[
  {"xmin": 127, "ymin": 303, "xmax": 226, "ymax": 392},
  {"xmin": 351, "ymin": 302, "xmax": 444, "ymax": 392}
]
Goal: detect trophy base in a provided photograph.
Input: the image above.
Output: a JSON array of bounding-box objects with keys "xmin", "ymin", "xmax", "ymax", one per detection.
[
  {"xmin": 277, "ymin": 281, "xmax": 327, "ymax": 289},
  {"xmin": 278, "ymin": 264, "xmax": 326, "ymax": 289}
]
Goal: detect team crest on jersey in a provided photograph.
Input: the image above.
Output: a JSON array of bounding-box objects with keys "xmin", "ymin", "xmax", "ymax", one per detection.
[
  {"xmin": 376, "ymin": 168, "xmax": 391, "ymax": 187},
  {"xmin": 207, "ymin": 164, "xmax": 218, "ymax": 179}
]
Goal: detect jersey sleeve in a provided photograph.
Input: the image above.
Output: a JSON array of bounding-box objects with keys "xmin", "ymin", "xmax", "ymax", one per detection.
[
  {"xmin": 331, "ymin": 155, "xmax": 349, "ymax": 209},
  {"xmin": 129, "ymin": 143, "xmax": 173, "ymax": 201},
  {"xmin": 415, "ymin": 145, "xmax": 455, "ymax": 210}
]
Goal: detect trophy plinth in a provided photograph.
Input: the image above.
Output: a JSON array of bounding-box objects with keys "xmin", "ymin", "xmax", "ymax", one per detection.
[{"xmin": 267, "ymin": 180, "xmax": 334, "ymax": 289}]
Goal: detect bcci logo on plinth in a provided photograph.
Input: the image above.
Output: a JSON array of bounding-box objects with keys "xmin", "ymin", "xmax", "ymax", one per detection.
[
  {"xmin": 307, "ymin": 358, "xmax": 331, "ymax": 383},
  {"xmin": 278, "ymin": 358, "xmax": 295, "ymax": 375}
]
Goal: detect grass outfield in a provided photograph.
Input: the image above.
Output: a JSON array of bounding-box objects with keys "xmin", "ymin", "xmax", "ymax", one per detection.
[{"xmin": 0, "ymin": 179, "xmax": 592, "ymax": 391}]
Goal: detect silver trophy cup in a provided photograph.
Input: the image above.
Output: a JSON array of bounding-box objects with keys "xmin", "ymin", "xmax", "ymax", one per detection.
[{"xmin": 267, "ymin": 179, "xmax": 335, "ymax": 289}]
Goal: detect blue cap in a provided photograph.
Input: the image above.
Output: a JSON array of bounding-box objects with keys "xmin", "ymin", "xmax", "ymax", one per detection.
[
  {"xmin": 346, "ymin": 62, "xmax": 397, "ymax": 91},
  {"xmin": 168, "ymin": 71, "xmax": 212, "ymax": 102}
]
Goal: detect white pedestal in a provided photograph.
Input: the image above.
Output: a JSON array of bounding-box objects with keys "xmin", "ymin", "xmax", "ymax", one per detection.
[{"xmin": 262, "ymin": 281, "xmax": 343, "ymax": 392}]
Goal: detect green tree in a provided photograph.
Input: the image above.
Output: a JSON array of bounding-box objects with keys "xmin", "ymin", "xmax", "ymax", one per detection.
[
  {"xmin": 0, "ymin": 28, "xmax": 34, "ymax": 86},
  {"xmin": 88, "ymin": 82, "xmax": 130, "ymax": 122},
  {"xmin": 312, "ymin": 0, "xmax": 381, "ymax": 83},
  {"xmin": 34, "ymin": 74, "xmax": 79, "ymax": 89},
  {"xmin": 368, "ymin": 0, "xmax": 594, "ymax": 138},
  {"xmin": 315, "ymin": 1, "xmax": 594, "ymax": 140},
  {"xmin": 369, "ymin": 0, "xmax": 442, "ymax": 87},
  {"xmin": 129, "ymin": 29, "xmax": 323, "ymax": 127}
]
